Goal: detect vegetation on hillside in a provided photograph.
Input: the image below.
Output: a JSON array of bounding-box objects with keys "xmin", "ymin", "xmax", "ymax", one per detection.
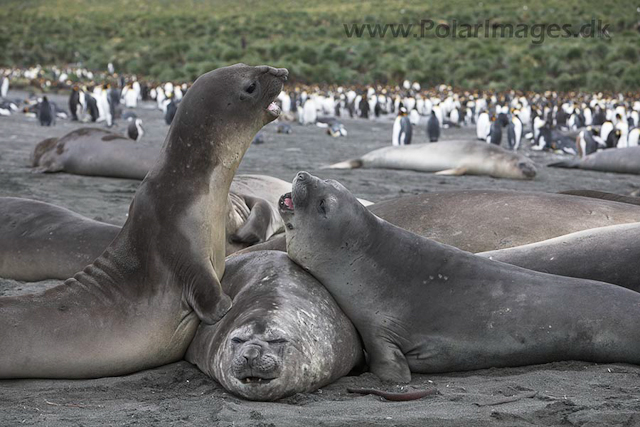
[{"xmin": 1, "ymin": 0, "xmax": 639, "ymax": 91}]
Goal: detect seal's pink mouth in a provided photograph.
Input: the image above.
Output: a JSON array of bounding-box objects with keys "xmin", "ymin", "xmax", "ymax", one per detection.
[
  {"xmin": 279, "ymin": 192, "xmax": 294, "ymax": 212},
  {"xmin": 267, "ymin": 102, "xmax": 281, "ymax": 117},
  {"xmin": 284, "ymin": 196, "xmax": 293, "ymax": 209}
]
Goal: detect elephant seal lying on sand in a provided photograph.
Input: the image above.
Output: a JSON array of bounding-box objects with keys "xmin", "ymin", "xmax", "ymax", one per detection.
[
  {"xmin": 186, "ymin": 251, "xmax": 363, "ymax": 401},
  {"xmin": 280, "ymin": 172, "xmax": 640, "ymax": 382},
  {"xmin": 324, "ymin": 140, "xmax": 537, "ymax": 180},
  {"xmin": 479, "ymin": 222, "xmax": 640, "ymax": 292},
  {"xmin": 0, "ymin": 174, "xmax": 290, "ymax": 281},
  {"xmin": 549, "ymin": 146, "xmax": 640, "ymax": 175}
]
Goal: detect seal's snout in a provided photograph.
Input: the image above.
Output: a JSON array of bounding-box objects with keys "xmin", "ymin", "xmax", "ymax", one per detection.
[
  {"xmin": 242, "ymin": 345, "xmax": 260, "ymax": 363},
  {"xmin": 518, "ymin": 162, "xmax": 537, "ymax": 179},
  {"xmin": 258, "ymin": 65, "xmax": 288, "ymax": 81},
  {"xmin": 231, "ymin": 340, "xmax": 280, "ymax": 385},
  {"xmin": 261, "ymin": 67, "xmax": 288, "ymax": 123},
  {"xmin": 296, "ymin": 171, "xmax": 310, "ymax": 182},
  {"xmin": 287, "ymin": 171, "xmax": 314, "ymax": 211},
  {"xmin": 271, "ymin": 68, "xmax": 288, "ymax": 81}
]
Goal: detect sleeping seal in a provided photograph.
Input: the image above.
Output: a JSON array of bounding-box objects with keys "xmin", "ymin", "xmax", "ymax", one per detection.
[
  {"xmin": 324, "ymin": 140, "xmax": 537, "ymax": 180},
  {"xmin": 186, "ymin": 251, "xmax": 363, "ymax": 401},
  {"xmin": 549, "ymin": 146, "xmax": 640, "ymax": 175},
  {"xmin": 0, "ymin": 64, "xmax": 288, "ymax": 379},
  {"xmin": 280, "ymin": 172, "xmax": 640, "ymax": 382}
]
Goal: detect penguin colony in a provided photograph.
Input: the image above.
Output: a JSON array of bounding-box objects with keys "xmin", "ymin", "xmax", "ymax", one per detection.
[{"xmin": 1, "ymin": 66, "xmax": 639, "ymax": 156}]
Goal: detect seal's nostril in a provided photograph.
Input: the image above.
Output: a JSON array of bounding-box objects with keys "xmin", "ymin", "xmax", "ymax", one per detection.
[{"xmin": 243, "ymin": 346, "xmax": 260, "ymax": 362}]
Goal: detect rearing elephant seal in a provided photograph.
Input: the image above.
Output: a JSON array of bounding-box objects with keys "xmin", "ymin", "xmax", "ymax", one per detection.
[
  {"xmin": 0, "ymin": 64, "xmax": 288, "ymax": 379},
  {"xmin": 280, "ymin": 172, "xmax": 640, "ymax": 382},
  {"xmin": 324, "ymin": 140, "xmax": 537, "ymax": 180},
  {"xmin": 186, "ymin": 251, "xmax": 363, "ymax": 401}
]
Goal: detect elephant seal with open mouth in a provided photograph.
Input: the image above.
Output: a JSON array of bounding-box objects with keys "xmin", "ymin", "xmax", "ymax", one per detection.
[
  {"xmin": 0, "ymin": 64, "xmax": 288, "ymax": 379},
  {"xmin": 279, "ymin": 172, "xmax": 640, "ymax": 383}
]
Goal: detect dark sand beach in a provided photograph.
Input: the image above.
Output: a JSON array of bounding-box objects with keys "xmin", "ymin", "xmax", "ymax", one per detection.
[{"xmin": 2, "ymin": 92, "xmax": 640, "ymax": 426}]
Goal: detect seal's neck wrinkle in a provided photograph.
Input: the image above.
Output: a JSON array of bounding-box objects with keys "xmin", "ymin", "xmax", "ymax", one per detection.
[{"xmin": 155, "ymin": 112, "xmax": 256, "ymax": 193}]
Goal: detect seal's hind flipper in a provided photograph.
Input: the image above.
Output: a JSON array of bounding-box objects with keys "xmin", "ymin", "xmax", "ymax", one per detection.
[
  {"xmin": 435, "ymin": 167, "xmax": 467, "ymax": 176},
  {"xmin": 322, "ymin": 159, "xmax": 363, "ymax": 169},
  {"xmin": 548, "ymin": 159, "xmax": 580, "ymax": 168}
]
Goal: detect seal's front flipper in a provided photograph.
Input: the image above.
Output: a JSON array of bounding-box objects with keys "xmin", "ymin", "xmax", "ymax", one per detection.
[
  {"xmin": 184, "ymin": 261, "xmax": 232, "ymax": 324},
  {"xmin": 435, "ymin": 167, "xmax": 467, "ymax": 176},
  {"xmin": 230, "ymin": 196, "xmax": 272, "ymax": 244},
  {"xmin": 367, "ymin": 339, "xmax": 411, "ymax": 383}
]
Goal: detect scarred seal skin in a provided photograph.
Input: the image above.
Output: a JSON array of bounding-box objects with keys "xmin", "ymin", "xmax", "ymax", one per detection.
[
  {"xmin": 280, "ymin": 172, "xmax": 640, "ymax": 383},
  {"xmin": 186, "ymin": 251, "xmax": 363, "ymax": 401},
  {"xmin": 0, "ymin": 64, "xmax": 288, "ymax": 379}
]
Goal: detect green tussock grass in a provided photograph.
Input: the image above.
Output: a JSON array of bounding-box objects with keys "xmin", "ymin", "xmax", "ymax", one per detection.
[{"xmin": 1, "ymin": 0, "xmax": 639, "ymax": 91}]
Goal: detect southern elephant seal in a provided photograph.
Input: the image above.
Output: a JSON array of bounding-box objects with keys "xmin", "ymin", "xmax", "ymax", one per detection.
[
  {"xmin": 32, "ymin": 128, "xmax": 289, "ymax": 252},
  {"xmin": 280, "ymin": 172, "xmax": 640, "ymax": 382},
  {"xmin": 32, "ymin": 128, "xmax": 157, "ymax": 179},
  {"xmin": 0, "ymin": 63, "xmax": 288, "ymax": 379},
  {"xmin": 324, "ymin": 140, "xmax": 537, "ymax": 180},
  {"xmin": 558, "ymin": 189, "xmax": 640, "ymax": 206},
  {"xmin": 238, "ymin": 189, "xmax": 640, "ymax": 254},
  {"xmin": 186, "ymin": 251, "xmax": 363, "ymax": 401},
  {"xmin": 0, "ymin": 198, "xmax": 120, "ymax": 282},
  {"xmin": 225, "ymin": 174, "xmax": 291, "ymax": 253},
  {"xmin": 0, "ymin": 176, "xmax": 290, "ymax": 281},
  {"xmin": 548, "ymin": 146, "xmax": 640, "ymax": 175},
  {"xmin": 479, "ymin": 222, "xmax": 640, "ymax": 292},
  {"xmin": 367, "ymin": 190, "xmax": 640, "ymax": 252}
]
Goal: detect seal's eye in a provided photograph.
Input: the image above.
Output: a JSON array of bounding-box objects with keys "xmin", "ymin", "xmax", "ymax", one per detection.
[
  {"xmin": 268, "ymin": 338, "xmax": 288, "ymax": 345},
  {"xmin": 231, "ymin": 337, "xmax": 246, "ymax": 344},
  {"xmin": 245, "ymin": 82, "xmax": 257, "ymax": 94}
]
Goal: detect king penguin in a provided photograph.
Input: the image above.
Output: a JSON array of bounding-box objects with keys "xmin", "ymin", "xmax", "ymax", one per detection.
[
  {"xmin": 426, "ymin": 110, "xmax": 440, "ymax": 142},
  {"xmin": 392, "ymin": 107, "xmax": 412, "ymax": 146}
]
